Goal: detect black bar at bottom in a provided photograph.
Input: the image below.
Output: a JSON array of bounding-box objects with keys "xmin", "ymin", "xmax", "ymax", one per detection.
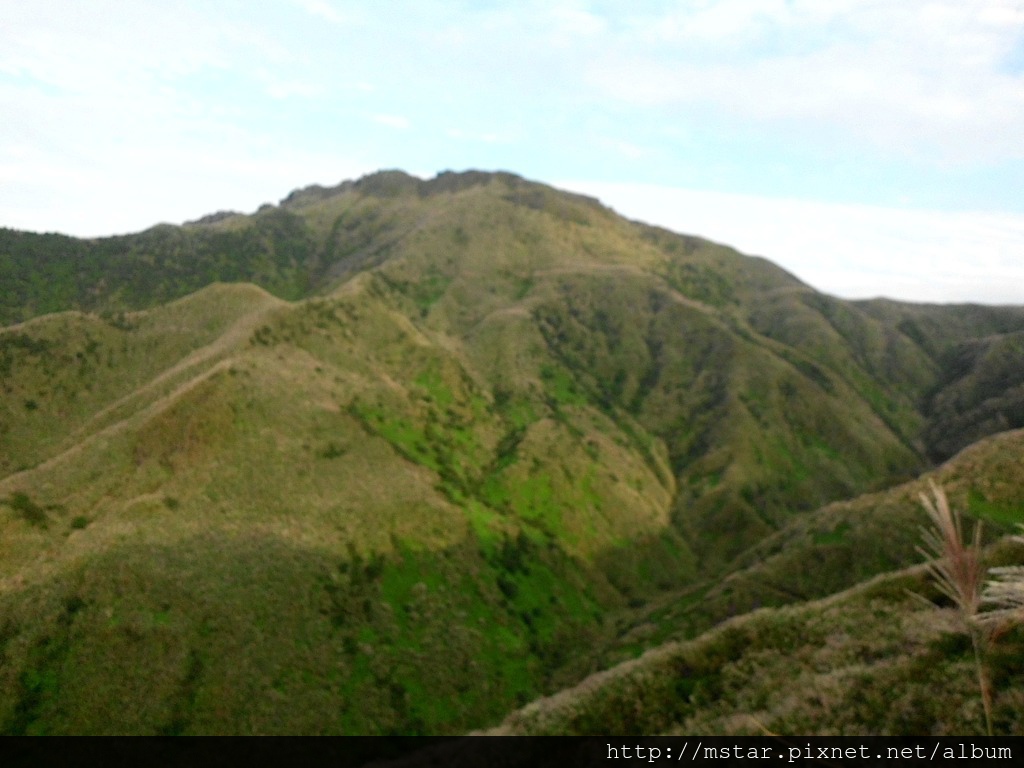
[{"xmin": 0, "ymin": 735, "xmax": 1020, "ymax": 768}]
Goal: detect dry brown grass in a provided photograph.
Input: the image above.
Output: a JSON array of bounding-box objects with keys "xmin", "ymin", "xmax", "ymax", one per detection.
[
  {"xmin": 917, "ymin": 480, "xmax": 985, "ymax": 619},
  {"xmin": 981, "ymin": 525, "xmax": 1024, "ymax": 627}
]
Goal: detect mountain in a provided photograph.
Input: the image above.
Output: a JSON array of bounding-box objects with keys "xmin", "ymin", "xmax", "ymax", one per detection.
[{"xmin": 1, "ymin": 170, "xmax": 1022, "ymax": 734}]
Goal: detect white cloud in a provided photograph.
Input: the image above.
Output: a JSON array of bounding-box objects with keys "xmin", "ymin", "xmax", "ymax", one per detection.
[
  {"xmin": 0, "ymin": 2, "xmax": 230, "ymax": 91},
  {"xmin": 1, "ymin": 137, "xmax": 375, "ymax": 237},
  {"xmin": 546, "ymin": 1, "xmax": 607, "ymax": 41},
  {"xmin": 445, "ymin": 127, "xmax": 514, "ymax": 143},
  {"xmin": 0, "ymin": 2, "xmax": 370, "ymax": 235},
  {"xmin": 585, "ymin": 0, "xmax": 1024, "ymax": 164},
  {"xmin": 979, "ymin": 3, "xmax": 1024, "ymax": 26},
  {"xmin": 559, "ymin": 180, "xmax": 1024, "ymax": 305},
  {"xmin": 371, "ymin": 114, "xmax": 411, "ymax": 130},
  {"xmin": 0, "ymin": 2, "xmax": 367, "ymax": 232},
  {"xmin": 595, "ymin": 137, "xmax": 648, "ymax": 159},
  {"xmin": 292, "ymin": 0, "xmax": 348, "ymax": 26},
  {"xmin": 627, "ymin": 0, "xmax": 795, "ymax": 45},
  {"xmin": 256, "ymin": 69, "xmax": 324, "ymax": 100}
]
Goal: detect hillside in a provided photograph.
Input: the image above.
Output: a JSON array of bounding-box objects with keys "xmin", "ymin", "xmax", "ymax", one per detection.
[
  {"xmin": 1, "ymin": 170, "xmax": 1023, "ymax": 734},
  {"xmin": 571, "ymin": 428, "xmax": 1024, "ymax": 674},
  {"xmin": 491, "ymin": 433, "xmax": 1024, "ymax": 737},
  {"xmin": 492, "ymin": 552, "xmax": 1024, "ymax": 736}
]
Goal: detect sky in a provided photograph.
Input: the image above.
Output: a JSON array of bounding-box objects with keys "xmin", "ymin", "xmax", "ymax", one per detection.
[{"xmin": 2, "ymin": 0, "xmax": 1023, "ymax": 304}]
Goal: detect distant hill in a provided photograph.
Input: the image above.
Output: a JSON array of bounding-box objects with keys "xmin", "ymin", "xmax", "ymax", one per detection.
[{"xmin": 1, "ymin": 170, "xmax": 1022, "ymax": 734}]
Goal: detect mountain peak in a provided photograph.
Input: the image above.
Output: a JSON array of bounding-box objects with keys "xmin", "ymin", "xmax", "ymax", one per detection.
[{"xmin": 277, "ymin": 168, "xmax": 604, "ymax": 210}]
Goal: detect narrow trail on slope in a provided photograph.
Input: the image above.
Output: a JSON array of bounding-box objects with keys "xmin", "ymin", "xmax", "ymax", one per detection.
[{"xmin": 0, "ymin": 296, "xmax": 285, "ymax": 492}]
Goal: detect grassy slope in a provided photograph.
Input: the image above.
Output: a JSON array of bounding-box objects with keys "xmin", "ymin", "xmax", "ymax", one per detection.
[
  {"xmin": 1, "ymin": 170, "xmax": 1023, "ymax": 734},
  {"xmin": 492, "ymin": 558, "xmax": 1024, "ymax": 736},
  {"xmin": 492, "ymin": 431, "xmax": 1024, "ymax": 736},
  {"xmin": 590, "ymin": 429, "xmax": 1024, "ymax": 669},
  {"xmin": 0, "ymin": 283, "xmax": 287, "ymax": 476},
  {"xmin": 0, "ymin": 278, "xmax": 679, "ymax": 733}
]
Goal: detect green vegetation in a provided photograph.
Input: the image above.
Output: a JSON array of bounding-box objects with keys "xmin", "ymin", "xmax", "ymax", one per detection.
[{"xmin": 1, "ymin": 169, "xmax": 1023, "ymax": 734}]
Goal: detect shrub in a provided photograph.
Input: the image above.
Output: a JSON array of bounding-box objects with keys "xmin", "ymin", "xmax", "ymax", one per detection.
[{"xmin": 6, "ymin": 492, "xmax": 48, "ymax": 528}]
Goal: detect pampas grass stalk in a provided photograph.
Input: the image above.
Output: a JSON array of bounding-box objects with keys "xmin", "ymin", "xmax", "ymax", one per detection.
[{"xmin": 917, "ymin": 480, "xmax": 992, "ymax": 736}]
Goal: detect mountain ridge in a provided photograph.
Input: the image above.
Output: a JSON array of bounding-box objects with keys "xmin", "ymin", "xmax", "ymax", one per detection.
[{"xmin": 1, "ymin": 169, "xmax": 1022, "ymax": 734}]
